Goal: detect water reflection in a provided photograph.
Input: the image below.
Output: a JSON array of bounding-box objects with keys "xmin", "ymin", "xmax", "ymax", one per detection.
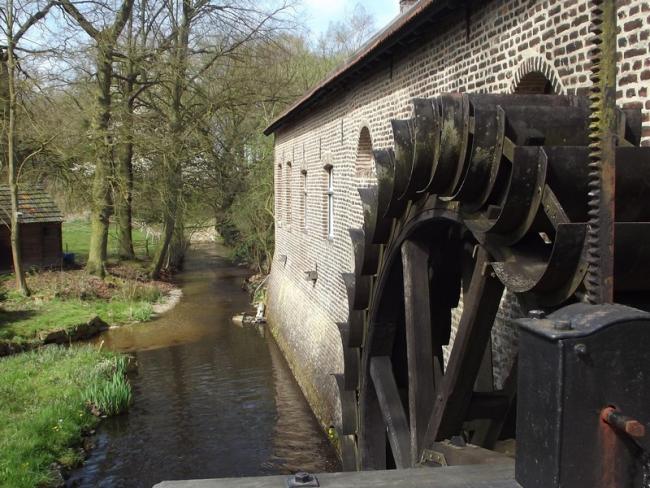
[{"xmin": 67, "ymin": 244, "xmax": 339, "ymax": 488}]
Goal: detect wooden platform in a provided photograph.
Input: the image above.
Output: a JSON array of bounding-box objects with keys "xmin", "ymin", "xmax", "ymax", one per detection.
[{"xmin": 154, "ymin": 463, "xmax": 520, "ymax": 488}]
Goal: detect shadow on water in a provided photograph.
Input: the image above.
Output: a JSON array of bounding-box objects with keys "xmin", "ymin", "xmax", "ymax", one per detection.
[{"xmin": 67, "ymin": 244, "xmax": 339, "ymax": 488}]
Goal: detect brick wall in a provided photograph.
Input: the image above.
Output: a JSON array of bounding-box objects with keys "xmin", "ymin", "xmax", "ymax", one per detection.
[{"xmin": 267, "ymin": 0, "xmax": 650, "ymax": 431}]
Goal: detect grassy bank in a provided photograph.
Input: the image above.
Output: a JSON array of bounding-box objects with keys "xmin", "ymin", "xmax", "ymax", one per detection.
[
  {"xmin": 0, "ymin": 269, "xmax": 170, "ymax": 344},
  {"xmin": 62, "ymin": 219, "xmax": 151, "ymax": 263},
  {"xmin": 0, "ymin": 345, "xmax": 131, "ymax": 487},
  {"xmin": 0, "ymin": 220, "xmax": 174, "ymax": 345}
]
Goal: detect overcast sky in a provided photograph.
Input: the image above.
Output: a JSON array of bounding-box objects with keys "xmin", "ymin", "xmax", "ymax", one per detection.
[{"xmin": 300, "ymin": 0, "xmax": 400, "ymax": 37}]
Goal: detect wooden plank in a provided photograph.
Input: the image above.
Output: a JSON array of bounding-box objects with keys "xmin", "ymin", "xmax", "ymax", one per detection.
[
  {"xmin": 422, "ymin": 248, "xmax": 505, "ymax": 447},
  {"xmin": 153, "ymin": 463, "xmax": 519, "ymax": 488},
  {"xmin": 401, "ymin": 239, "xmax": 435, "ymax": 465},
  {"xmin": 370, "ymin": 356, "xmax": 412, "ymax": 469}
]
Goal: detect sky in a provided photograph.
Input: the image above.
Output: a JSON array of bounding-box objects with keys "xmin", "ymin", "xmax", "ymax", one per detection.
[{"xmin": 301, "ymin": 0, "xmax": 400, "ymax": 37}]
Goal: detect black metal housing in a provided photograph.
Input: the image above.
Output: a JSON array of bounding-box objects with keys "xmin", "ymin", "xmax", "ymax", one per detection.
[{"xmin": 516, "ymin": 304, "xmax": 650, "ymax": 488}]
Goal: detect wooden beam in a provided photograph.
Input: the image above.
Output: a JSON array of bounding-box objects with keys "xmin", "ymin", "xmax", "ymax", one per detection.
[
  {"xmin": 154, "ymin": 464, "xmax": 520, "ymax": 488},
  {"xmin": 401, "ymin": 239, "xmax": 435, "ymax": 465},
  {"xmin": 422, "ymin": 248, "xmax": 504, "ymax": 449},
  {"xmin": 370, "ymin": 356, "xmax": 412, "ymax": 469}
]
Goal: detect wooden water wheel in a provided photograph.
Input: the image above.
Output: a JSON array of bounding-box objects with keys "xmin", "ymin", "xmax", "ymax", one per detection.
[{"xmin": 334, "ymin": 93, "xmax": 650, "ymax": 470}]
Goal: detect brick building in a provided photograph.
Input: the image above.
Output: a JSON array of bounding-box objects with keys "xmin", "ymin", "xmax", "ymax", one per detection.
[{"xmin": 263, "ymin": 0, "xmax": 650, "ymax": 437}]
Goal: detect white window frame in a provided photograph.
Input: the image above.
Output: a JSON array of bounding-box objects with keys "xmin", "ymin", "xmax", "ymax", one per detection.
[
  {"xmin": 286, "ymin": 162, "xmax": 292, "ymax": 227},
  {"xmin": 276, "ymin": 163, "xmax": 283, "ymax": 227},
  {"xmin": 301, "ymin": 169, "xmax": 308, "ymax": 231},
  {"xmin": 326, "ymin": 166, "xmax": 334, "ymax": 240}
]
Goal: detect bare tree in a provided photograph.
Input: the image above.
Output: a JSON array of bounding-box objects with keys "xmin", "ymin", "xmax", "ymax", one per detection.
[
  {"xmin": 317, "ymin": 3, "xmax": 375, "ymax": 58},
  {"xmin": 1, "ymin": 0, "xmax": 54, "ymax": 295},
  {"xmin": 58, "ymin": 0, "xmax": 135, "ymax": 276},
  {"xmin": 143, "ymin": 0, "xmax": 290, "ymax": 279}
]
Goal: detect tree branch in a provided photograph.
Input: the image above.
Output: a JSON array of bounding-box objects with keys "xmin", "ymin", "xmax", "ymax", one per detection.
[
  {"xmin": 14, "ymin": 1, "xmax": 55, "ymax": 43},
  {"xmin": 56, "ymin": 0, "xmax": 99, "ymax": 39}
]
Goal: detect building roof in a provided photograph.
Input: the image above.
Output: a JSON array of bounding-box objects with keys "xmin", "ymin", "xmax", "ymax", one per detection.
[
  {"xmin": 264, "ymin": 0, "xmax": 460, "ymax": 136},
  {"xmin": 0, "ymin": 185, "xmax": 63, "ymax": 225}
]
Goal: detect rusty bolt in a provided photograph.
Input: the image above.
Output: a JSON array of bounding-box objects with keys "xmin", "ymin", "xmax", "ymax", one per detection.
[{"xmin": 601, "ymin": 407, "xmax": 646, "ymax": 439}]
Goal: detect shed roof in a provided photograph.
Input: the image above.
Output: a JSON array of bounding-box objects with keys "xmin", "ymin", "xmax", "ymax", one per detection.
[
  {"xmin": 264, "ymin": 0, "xmax": 460, "ymax": 136},
  {"xmin": 0, "ymin": 185, "xmax": 64, "ymax": 225}
]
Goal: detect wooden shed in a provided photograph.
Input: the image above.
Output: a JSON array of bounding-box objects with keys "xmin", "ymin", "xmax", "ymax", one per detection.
[{"xmin": 0, "ymin": 185, "xmax": 63, "ymax": 272}]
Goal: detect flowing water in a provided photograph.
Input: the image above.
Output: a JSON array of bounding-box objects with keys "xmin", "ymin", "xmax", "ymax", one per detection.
[{"xmin": 67, "ymin": 244, "xmax": 339, "ymax": 488}]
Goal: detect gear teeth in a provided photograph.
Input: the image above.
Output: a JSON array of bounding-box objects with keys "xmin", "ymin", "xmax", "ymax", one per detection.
[{"xmin": 584, "ymin": 0, "xmax": 615, "ymax": 304}]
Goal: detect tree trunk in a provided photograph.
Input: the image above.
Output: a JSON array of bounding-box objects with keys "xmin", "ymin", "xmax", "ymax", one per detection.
[
  {"xmin": 86, "ymin": 49, "xmax": 115, "ymax": 277},
  {"xmin": 168, "ymin": 214, "xmax": 186, "ymax": 270},
  {"xmin": 150, "ymin": 199, "xmax": 176, "ymax": 279},
  {"xmin": 115, "ymin": 101, "xmax": 134, "ymax": 260},
  {"xmin": 0, "ymin": 52, "xmax": 9, "ymax": 165},
  {"xmin": 5, "ymin": 4, "xmax": 29, "ymax": 296},
  {"xmin": 150, "ymin": 0, "xmax": 190, "ymax": 279},
  {"xmin": 115, "ymin": 14, "xmax": 136, "ymax": 261}
]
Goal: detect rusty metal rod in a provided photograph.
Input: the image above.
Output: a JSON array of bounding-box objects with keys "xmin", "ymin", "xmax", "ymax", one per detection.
[{"xmin": 601, "ymin": 406, "xmax": 646, "ymax": 439}]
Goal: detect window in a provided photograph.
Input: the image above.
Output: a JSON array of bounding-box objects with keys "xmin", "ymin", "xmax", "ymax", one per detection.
[
  {"xmin": 355, "ymin": 127, "xmax": 374, "ymax": 177},
  {"xmin": 515, "ymin": 71, "xmax": 554, "ymax": 95},
  {"xmin": 276, "ymin": 164, "xmax": 282, "ymax": 225},
  {"xmin": 301, "ymin": 170, "xmax": 308, "ymax": 230},
  {"xmin": 326, "ymin": 166, "xmax": 334, "ymax": 240},
  {"xmin": 286, "ymin": 162, "xmax": 292, "ymax": 226}
]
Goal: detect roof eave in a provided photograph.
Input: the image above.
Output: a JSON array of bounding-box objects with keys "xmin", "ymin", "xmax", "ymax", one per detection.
[{"xmin": 264, "ymin": 0, "xmax": 455, "ymax": 136}]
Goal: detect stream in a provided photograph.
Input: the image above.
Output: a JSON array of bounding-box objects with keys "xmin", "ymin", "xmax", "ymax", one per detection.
[{"xmin": 66, "ymin": 244, "xmax": 340, "ymax": 488}]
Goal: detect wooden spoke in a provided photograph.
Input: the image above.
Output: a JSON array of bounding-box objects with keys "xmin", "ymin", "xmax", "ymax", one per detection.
[
  {"xmin": 478, "ymin": 358, "xmax": 518, "ymax": 449},
  {"xmin": 422, "ymin": 247, "xmax": 505, "ymax": 449},
  {"xmin": 359, "ymin": 382, "xmax": 387, "ymax": 470},
  {"xmin": 401, "ymin": 239, "xmax": 435, "ymax": 465},
  {"xmin": 370, "ymin": 356, "xmax": 412, "ymax": 469}
]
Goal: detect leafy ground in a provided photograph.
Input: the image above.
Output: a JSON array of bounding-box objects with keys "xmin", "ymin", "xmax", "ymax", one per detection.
[{"xmin": 0, "ymin": 346, "xmax": 131, "ymax": 488}]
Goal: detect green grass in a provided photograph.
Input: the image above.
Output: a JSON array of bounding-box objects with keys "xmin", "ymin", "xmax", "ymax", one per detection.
[
  {"xmin": 0, "ymin": 298, "xmax": 153, "ymax": 342},
  {"xmin": 62, "ymin": 219, "xmax": 151, "ymax": 263},
  {"xmin": 0, "ymin": 345, "xmax": 132, "ymax": 488},
  {"xmin": 86, "ymin": 355, "xmax": 132, "ymax": 416}
]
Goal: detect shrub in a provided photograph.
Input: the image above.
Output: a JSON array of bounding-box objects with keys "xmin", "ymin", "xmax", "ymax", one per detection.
[
  {"xmin": 85, "ymin": 354, "xmax": 132, "ymax": 416},
  {"xmin": 86, "ymin": 372, "xmax": 132, "ymax": 416}
]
